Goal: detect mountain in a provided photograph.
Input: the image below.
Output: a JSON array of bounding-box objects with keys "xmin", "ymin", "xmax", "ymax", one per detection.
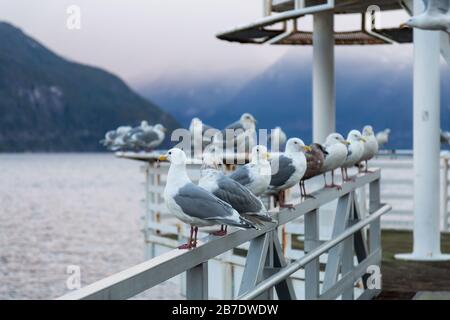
[
  {"xmin": 142, "ymin": 49, "xmax": 450, "ymax": 149},
  {"xmin": 0, "ymin": 22, "xmax": 180, "ymax": 152}
]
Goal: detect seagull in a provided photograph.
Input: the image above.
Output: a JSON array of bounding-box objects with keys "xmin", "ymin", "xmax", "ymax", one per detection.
[
  {"xmin": 159, "ymin": 148, "xmax": 258, "ymax": 249},
  {"xmin": 130, "ymin": 124, "xmax": 166, "ymax": 151},
  {"xmin": 360, "ymin": 125, "xmax": 379, "ymax": 172},
  {"xmin": 198, "ymin": 145, "xmax": 273, "ymax": 236},
  {"xmin": 224, "ymin": 113, "xmax": 257, "ymax": 132},
  {"xmin": 300, "ymin": 143, "xmax": 328, "ymax": 198},
  {"xmin": 100, "ymin": 125, "xmax": 132, "ymax": 151},
  {"xmin": 229, "ymin": 145, "xmax": 272, "ymax": 196},
  {"xmin": 342, "ymin": 130, "xmax": 366, "ymax": 181},
  {"xmin": 402, "ymin": 0, "xmax": 450, "ymax": 32},
  {"xmin": 376, "ymin": 129, "xmax": 391, "ymax": 149},
  {"xmin": 320, "ymin": 133, "xmax": 349, "ymax": 189},
  {"xmin": 189, "ymin": 117, "xmax": 218, "ymax": 152},
  {"xmin": 267, "ymin": 138, "xmax": 310, "ymax": 208},
  {"xmin": 441, "ymin": 129, "xmax": 450, "ymax": 145},
  {"xmin": 269, "ymin": 126, "xmax": 287, "ymax": 151}
]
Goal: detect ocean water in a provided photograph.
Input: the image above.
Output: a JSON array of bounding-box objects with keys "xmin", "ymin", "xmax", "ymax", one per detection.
[{"xmin": 0, "ymin": 153, "xmax": 181, "ymax": 300}]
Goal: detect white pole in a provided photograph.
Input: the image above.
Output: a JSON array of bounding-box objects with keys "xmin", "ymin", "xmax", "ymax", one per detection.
[
  {"xmin": 396, "ymin": 0, "xmax": 450, "ymax": 261},
  {"xmin": 313, "ymin": 11, "xmax": 335, "ymax": 144}
]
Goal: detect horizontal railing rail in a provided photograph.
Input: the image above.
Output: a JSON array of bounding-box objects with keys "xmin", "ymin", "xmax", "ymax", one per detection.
[{"xmin": 58, "ymin": 169, "xmax": 385, "ymax": 300}]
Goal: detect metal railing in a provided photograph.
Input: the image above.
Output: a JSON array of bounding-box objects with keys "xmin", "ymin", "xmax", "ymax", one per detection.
[{"xmin": 58, "ymin": 169, "xmax": 389, "ymax": 300}]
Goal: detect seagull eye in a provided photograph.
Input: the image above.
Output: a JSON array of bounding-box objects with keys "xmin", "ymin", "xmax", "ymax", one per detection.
[{"xmin": 168, "ymin": 152, "xmax": 172, "ymax": 155}]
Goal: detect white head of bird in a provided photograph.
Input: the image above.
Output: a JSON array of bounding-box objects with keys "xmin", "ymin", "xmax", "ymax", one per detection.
[
  {"xmin": 240, "ymin": 113, "xmax": 257, "ymax": 130},
  {"xmin": 251, "ymin": 145, "xmax": 270, "ymax": 163},
  {"xmin": 159, "ymin": 148, "xmax": 186, "ymax": 165},
  {"xmin": 154, "ymin": 124, "xmax": 166, "ymax": 133},
  {"xmin": 190, "ymin": 117, "xmax": 202, "ymax": 128},
  {"xmin": 285, "ymin": 138, "xmax": 312, "ymax": 154},
  {"xmin": 347, "ymin": 130, "xmax": 366, "ymax": 143},
  {"xmin": 325, "ymin": 133, "xmax": 350, "ymax": 146},
  {"xmin": 202, "ymin": 145, "xmax": 223, "ymax": 168},
  {"xmin": 403, "ymin": 15, "xmax": 449, "ymax": 31},
  {"xmin": 362, "ymin": 125, "xmax": 375, "ymax": 137}
]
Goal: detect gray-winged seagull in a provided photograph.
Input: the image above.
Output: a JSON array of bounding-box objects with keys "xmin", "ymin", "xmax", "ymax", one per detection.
[
  {"xmin": 360, "ymin": 125, "xmax": 379, "ymax": 172},
  {"xmin": 229, "ymin": 145, "xmax": 272, "ymax": 196},
  {"xmin": 402, "ymin": 0, "xmax": 450, "ymax": 31},
  {"xmin": 160, "ymin": 148, "xmax": 257, "ymax": 249},
  {"xmin": 198, "ymin": 145, "xmax": 273, "ymax": 235},
  {"xmin": 268, "ymin": 138, "xmax": 310, "ymax": 208},
  {"xmin": 320, "ymin": 133, "xmax": 349, "ymax": 189},
  {"xmin": 342, "ymin": 130, "xmax": 366, "ymax": 181}
]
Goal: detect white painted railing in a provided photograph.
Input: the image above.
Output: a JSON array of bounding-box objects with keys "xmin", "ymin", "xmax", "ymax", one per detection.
[{"xmin": 58, "ymin": 169, "xmax": 389, "ymax": 300}]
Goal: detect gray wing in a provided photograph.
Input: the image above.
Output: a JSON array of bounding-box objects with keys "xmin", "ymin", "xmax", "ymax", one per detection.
[
  {"xmin": 174, "ymin": 183, "xmax": 255, "ymax": 228},
  {"xmin": 270, "ymin": 155, "xmax": 296, "ymax": 187},
  {"xmin": 214, "ymin": 176, "xmax": 262, "ymax": 214},
  {"xmin": 427, "ymin": 0, "xmax": 449, "ymax": 14},
  {"xmin": 225, "ymin": 120, "xmax": 244, "ymax": 131},
  {"xmin": 347, "ymin": 144, "xmax": 352, "ymax": 157},
  {"xmin": 229, "ymin": 165, "xmax": 252, "ymax": 186},
  {"xmin": 139, "ymin": 130, "xmax": 159, "ymax": 144}
]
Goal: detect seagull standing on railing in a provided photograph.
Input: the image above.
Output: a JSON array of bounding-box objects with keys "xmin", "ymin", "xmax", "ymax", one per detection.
[
  {"xmin": 159, "ymin": 148, "xmax": 257, "ymax": 249},
  {"xmin": 269, "ymin": 126, "xmax": 287, "ymax": 150},
  {"xmin": 129, "ymin": 123, "xmax": 166, "ymax": 151},
  {"xmin": 320, "ymin": 133, "xmax": 349, "ymax": 189},
  {"xmin": 100, "ymin": 125, "xmax": 132, "ymax": 151},
  {"xmin": 360, "ymin": 125, "xmax": 379, "ymax": 172},
  {"xmin": 189, "ymin": 117, "xmax": 218, "ymax": 150},
  {"xmin": 342, "ymin": 130, "xmax": 366, "ymax": 181},
  {"xmin": 300, "ymin": 143, "xmax": 328, "ymax": 198},
  {"xmin": 229, "ymin": 145, "xmax": 272, "ymax": 196},
  {"xmin": 376, "ymin": 128, "xmax": 391, "ymax": 149},
  {"xmin": 402, "ymin": 0, "xmax": 450, "ymax": 31},
  {"xmin": 216, "ymin": 113, "xmax": 257, "ymax": 154},
  {"xmin": 198, "ymin": 145, "xmax": 273, "ymax": 236},
  {"xmin": 267, "ymin": 138, "xmax": 310, "ymax": 209}
]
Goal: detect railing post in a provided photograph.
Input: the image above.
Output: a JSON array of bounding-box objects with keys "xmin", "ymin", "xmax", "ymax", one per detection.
[
  {"xmin": 441, "ymin": 156, "xmax": 449, "ymax": 231},
  {"xmin": 263, "ymin": 0, "xmax": 272, "ymax": 16},
  {"xmin": 369, "ymin": 178, "xmax": 381, "ymax": 254},
  {"xmin": 304, "ymin": 209, "xmax": 320, "ymax": 299},
  {"xmin": 186, "ymin": 262, "xmax": 208, "ymax": 300}
]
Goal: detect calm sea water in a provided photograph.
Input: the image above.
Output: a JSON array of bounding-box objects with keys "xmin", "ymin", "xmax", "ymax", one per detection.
[{"xmin": 0, "ymin": 153, "xmax": 181, "ymax": 300}]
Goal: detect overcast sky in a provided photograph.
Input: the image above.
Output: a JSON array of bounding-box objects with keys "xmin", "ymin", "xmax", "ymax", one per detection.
[{"xmin": 0, "ymin": 0, "xmax": 410, "ymax": 88}]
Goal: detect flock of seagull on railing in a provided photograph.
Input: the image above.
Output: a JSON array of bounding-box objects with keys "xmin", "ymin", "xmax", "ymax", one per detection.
[{"xmin": 153, "ymin": 113, "xmax": 385, "ymax": 249}]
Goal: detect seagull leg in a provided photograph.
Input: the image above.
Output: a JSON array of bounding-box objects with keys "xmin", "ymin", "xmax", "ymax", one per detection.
[
  {"xmin": 323, "ymin": 173, "xmax": 330, "ymax": 188},
  {"xmin": 329, "ymin": 169, "xmax": 342, "ymax": 190},
  {"xmin": 279, "ymin": 191, "xmax": 294, "ymax": 209},
  {"xmin": 301, "ymin": 180, "xmax": 315, "ymax": 199},
  {"xmin": 212, "ymin": 225, "xmax": 227, "ymax": 236},
  {"xmin": 192, "ymin": 226, "xmax": 199, "ymax": 248},
  {"xmin": 178, "ymin": 226, "xmax": 194, "ymax": 249}
]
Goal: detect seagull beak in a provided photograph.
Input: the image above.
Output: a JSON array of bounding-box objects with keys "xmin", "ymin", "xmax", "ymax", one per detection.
[
  {"xmin": 158, "ymin": 154, "xmax": 168, "ymax": 161},
  {"xmin": 342, "ymin": 140, "xmax": 350, "ymax": 145},
  {"xmin": 162, "ymin": 128, "xmax": 167, "ymax": 132},
  {"xmin": 303, "ymin": 146, "xmax": 312, "ymax": 152},
  {"xmin": 265, "ymin": 152, "xmax": 271, "ymax": 160},
  {"xmin": 360, "ymin": 138, "xmax": 367, "ymax": 143},
  {"xmin": 400, "ymin": 23, "xmax": 409, "ymax": 29}
]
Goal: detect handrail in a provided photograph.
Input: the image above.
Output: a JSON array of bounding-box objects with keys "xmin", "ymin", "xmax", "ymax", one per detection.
[
  {"xmin": 238, "ymin": 204, "xmax": 391, "ymax": 300},
  {"xmin": 58, "ymin": 169, "xmax": 382, "ymax": 300}
]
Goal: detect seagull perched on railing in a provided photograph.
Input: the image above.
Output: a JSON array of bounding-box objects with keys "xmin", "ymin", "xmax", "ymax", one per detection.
[
  {"xmin": 159, "ymin": 148, "xmax": 257, "ymax": 249},
  {"xmin": 300, "ymin": 143, "xmax": 328, "ymax": 198},
  {"xmin": 402, "ymin": 0, "xmax": 450, "ymax": 32},
  {"xmin": 269, "ymin": 126, "xmax": 287, "ymax": 150},
  {"xmin": 376, "ymin": 129, "xmax": 391, "ymax": 149},
  {"xmin": 360, "ymin": 125, "xmax": 379, "ymax": 172},
  {"xmin": 267, "ymin": 138, "xmax": 310, "ymax": 208},
  {"xmin": 441, "ymin": 129, "xmax": 450, "ymax": 145},
  {"xmin": 229, "ymin": 145, "xmax": 272, "ymax": 197},
  {"xmin": 198, "ymin": 145, "xmax": 273, "ymax": 236},
  {"xmin": 128, "ymin": 123, "xmax": 166, "ymax": 151},
  {"xmin": 100, "ymin": 125, "xmax": 132, "ymax": 151},
  {"xmin": 342, "ymin": 130, "xmax": 366, "ymax": 182},
  {"xmin": 215, "ymin": 113, "xmax": 257, "ymax": 154},
  {"xmin": 320, "ymin": 133, "xmax": 349, "ymax": 189},
  {"xmin": 189, "ymin": 117, "xmax": 218, "ymax": 151}
]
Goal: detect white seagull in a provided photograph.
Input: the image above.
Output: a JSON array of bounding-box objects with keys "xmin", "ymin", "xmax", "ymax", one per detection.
[
  {"xmin": 130, "ymin": 123, "xmax": 166, "ymax": 151},
  {"xmin": 189, "ymin": 117, "xmax": 218, "ymax": 151},
  {"xmin": 198, "ymin": 146, "xmax": 273, "ymax": 235},
  {"xmin": 267, "ymin": 138, "xmax": 310, "ymax": 208},
  {"xmin": 402, "ymin": 0, "xmax": 450, "ymax": 32},
  {"xmin": 229, "ymin": 145, "xmax": 272, "ymax": 196},
  {"xmin": 320, "ymin": 133, "xmax": 349, "ymax": 189},
  {"xmin": 269, "ymin": 126, "xmax": 287, "ymax": 150},
  {"xmin": 360, "ymin": 125, "xmax": 379, "ymax": 172},
  {"xmin": 160, "ymin": 148, "xmax": 257, "ymax": 249},
  {"xmin": 376, "ymin": 128, "xmax": 391, "ymax": 149},
  {"xmin": 342, "ymin": 130, "xmax": 366, "ymax": 181}
]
